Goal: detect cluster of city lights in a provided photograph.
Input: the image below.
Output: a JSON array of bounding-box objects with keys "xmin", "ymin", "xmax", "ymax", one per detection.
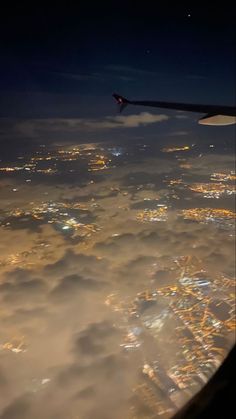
[
  {"xmin": 188, "ymin": 182, "xmax": 235, "ymax": 198},
  {"xmin": 0, "ymin": 200, "xmax": 100, "ymax": 238},
  {"xmin": 136, "ymin": 206, "xmax": 168, "ymax": 222},
  {"xmin": 105, "ymin": 254, "xmax": 235, "ymax": 416},
  {"xmin": 181, "ymin": 208, "xmax": 236, "ymax": 226},
  {"xmin": 162, "ymin": 146, "xmax": 190, "ymax": 153}
]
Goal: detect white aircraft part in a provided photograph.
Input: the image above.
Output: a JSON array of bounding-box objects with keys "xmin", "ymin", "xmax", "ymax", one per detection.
[{"xmin": 198, "ymin": 115, "xmax": 236, "ymax": 126}]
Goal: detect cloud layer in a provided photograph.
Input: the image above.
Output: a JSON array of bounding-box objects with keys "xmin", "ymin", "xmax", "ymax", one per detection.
[
  {"xmin": 0, "ymin": 112, "xmax": 169, "ymax": 141},
  {"xmin": 0, "ymin": 141, "xmax": 235, "ymax": 418}
]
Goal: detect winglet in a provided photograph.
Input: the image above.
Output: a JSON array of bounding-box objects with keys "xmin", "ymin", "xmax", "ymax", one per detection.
[{"xmin": 113, "ymin": 93, "xmax": 129, "ymax": 113}]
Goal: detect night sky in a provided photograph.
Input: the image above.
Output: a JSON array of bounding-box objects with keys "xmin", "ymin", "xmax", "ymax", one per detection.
[{"xmin": 0, "ymin": 2, "xmax": 235, "ymax": 122}]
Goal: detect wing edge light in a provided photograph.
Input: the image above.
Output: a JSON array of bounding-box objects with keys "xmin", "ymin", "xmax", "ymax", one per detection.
[{"xmin": 113, "ymin": 93, "xmax": 130, "ymax": 113}]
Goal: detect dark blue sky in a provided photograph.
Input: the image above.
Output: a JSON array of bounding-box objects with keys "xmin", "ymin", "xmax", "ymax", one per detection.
[{"xmin": 0, "ymin": 2, "xmax": 235, "ymax": 120}]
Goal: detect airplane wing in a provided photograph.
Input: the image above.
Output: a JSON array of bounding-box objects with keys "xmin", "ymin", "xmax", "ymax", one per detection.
[{"xmin": 113, "ymin": 93, "xmax": 236, "ymax": 126}]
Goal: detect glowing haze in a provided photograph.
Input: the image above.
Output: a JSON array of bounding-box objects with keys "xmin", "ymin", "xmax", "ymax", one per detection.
[{"xmin": 0, "ymin": 137, "xmax": 235, "ymax": 418}]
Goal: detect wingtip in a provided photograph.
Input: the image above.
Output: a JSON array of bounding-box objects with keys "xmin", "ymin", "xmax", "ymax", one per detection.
[
  {"xmin": 112, "ymin": 93, "xmax": 129, "ymax": 112},
  {"xmin": 113, "ymin": 93, "xmax": 128, "ymax": 103}
]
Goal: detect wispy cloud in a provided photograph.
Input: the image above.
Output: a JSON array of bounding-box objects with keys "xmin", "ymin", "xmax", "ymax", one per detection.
[
  {"xmin": 168, "ymin": 130, "xmax": 189, "ymax": 136},
  {"xmin": 175, "ymin": 114, "xmax": 189, "ymax": 119},
  {"xmin": 28, "ymin": 113, "xmax": 168, "ymax": 131},
  {"xmin": 53, "ymin": 72, "xmax": 103, "ymax": 82},
  {"xmin": 0, "ymin": 113, "xmax": 169, "ymax": 140},
  {"xmin": 54, "ymin": 65, "xmax": 159, "ymax": 84},
  {"xmin": 106, "ymin": 65, "xmax": 158, "ymax": 78},
  {"xmin": 186, "ymin": 74, "xmax": 207, "ymax": 80},
  {"xmin": 54, "ymin": 71, "xmax": 134, "ymax": 83}
]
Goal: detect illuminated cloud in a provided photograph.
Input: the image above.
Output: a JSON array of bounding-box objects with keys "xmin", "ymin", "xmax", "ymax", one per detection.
[
  {"xmin": 0, "ymin": 113, "xmax": 169, "ymax": 140},
  {"xmin": 0, "ymin": 144, "xmax": 235, "ymax": 418}
]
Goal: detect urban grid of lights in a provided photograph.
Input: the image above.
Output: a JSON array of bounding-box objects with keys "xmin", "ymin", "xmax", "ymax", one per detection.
[
  {"xmin": 0, "ymin": 142, "xmax": 235, "ymax": 418},
  {"xmin": 105, "ymin": 255, "xmax": 235, "ymax": 416}
]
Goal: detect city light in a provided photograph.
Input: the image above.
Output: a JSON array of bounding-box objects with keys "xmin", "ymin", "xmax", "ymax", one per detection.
[
  {"xmin": 162, "ymin": 146, "xmax": 190, "ymax": 153},
  {"xmin": 0, "ymin": 141, "xmax": 235, "ymax": 418}
]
